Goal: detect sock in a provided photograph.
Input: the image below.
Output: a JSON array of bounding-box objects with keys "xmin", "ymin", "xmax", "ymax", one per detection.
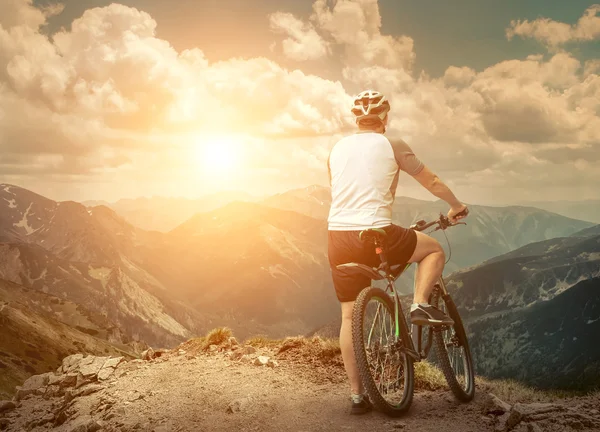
[
  {"xmin": 351, "ymin": 393, "xmax": 364, "ymax": 403},
  {"xmin": 410, "ymin": 303, "xmax": 430, "ymax": 312}
]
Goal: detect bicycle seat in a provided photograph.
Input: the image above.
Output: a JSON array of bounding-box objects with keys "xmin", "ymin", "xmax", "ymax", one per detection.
[
  {"xmin": 336, "ymin": 263, "xmax": 406, "ymax": 281},
  {"xmin": 359, "ymin": 228, "xmax": 387, "ymax": 243}
]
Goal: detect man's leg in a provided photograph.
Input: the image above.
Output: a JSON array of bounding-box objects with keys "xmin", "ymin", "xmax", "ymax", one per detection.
[
  {"xmin": 339, "ymin": 300, "xmax": 362, "ymax": 395},
  {"xmin": 408, "ymin": 231, "xmax": 445, "ymax": 302},
  {"xmin": 407, "ymin": 231, "xmax": 452, "ymax": 325}
]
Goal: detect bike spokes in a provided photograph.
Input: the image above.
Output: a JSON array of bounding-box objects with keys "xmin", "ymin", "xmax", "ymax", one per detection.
[{"xmin": 362, "ymin": 296, "xmax": 408, "ymax": 405}]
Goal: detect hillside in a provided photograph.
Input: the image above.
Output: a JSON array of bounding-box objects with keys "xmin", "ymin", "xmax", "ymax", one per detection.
[
  {"xmin": 445, "ymin": 233, "xmax": 600, "ymax": 389},
  {"xmin": 1, "ymin": 333, "xmax": 598, "ymax": 432},
  {"xmin": 146, "ymin": 201, "xmax": 338, "ymax": 339},
  {"xmin": 0, "ymin": 279, "xmax": 138, "ymax": 400}
]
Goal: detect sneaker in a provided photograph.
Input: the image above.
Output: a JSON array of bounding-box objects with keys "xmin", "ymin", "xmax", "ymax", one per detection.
[
  {"xmin": 410, "ymin": 304, "xmax": 454, "ymax": 326},
  {"xmin": 350, "ymin": 394, "xmax": 373, "ymax": 415}
]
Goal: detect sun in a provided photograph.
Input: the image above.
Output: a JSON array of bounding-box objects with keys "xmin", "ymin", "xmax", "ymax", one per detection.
[{"xmin": 193, "ymin": 134, "xmax": 242, "ymax": 173}]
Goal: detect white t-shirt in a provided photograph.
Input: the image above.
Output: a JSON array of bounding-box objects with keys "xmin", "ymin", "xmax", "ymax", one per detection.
[{"xmin": 327, "ymin": 132, "xmax": 424, "ymax": 231}]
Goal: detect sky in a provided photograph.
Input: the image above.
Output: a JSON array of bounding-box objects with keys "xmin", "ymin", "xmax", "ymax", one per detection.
[{"xmin": 0, "ymin": 0, "xmax": 599, "ymax": 204}]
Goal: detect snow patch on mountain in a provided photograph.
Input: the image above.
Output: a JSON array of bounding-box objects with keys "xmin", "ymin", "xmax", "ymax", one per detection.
[
  {"xmin": 3, "ymin": 197, "xmax": 17, "ymax": 208},
  {"xmin": 12, "ymin": 203, "xmax": 40, "ymax": 235}
]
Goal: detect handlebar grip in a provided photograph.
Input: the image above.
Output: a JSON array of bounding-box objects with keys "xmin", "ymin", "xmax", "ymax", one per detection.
[{"xmin": 454, "ymin": 208, "xmax": 469, "ymax": 218}]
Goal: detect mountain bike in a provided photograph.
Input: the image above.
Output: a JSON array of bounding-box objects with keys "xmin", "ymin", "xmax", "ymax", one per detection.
[{"xmin": 336, "ymin": 213, "xmax": 475, "ymax": 416}]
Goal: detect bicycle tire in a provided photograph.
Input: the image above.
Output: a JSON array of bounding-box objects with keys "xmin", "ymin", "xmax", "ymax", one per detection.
[
  {"xmin": 352, "ymin": 287, "xmax": 414, "ymax": 416},
  {"xmin": 431, "ymin": 288, "xmax": 475, "ymax": 401}
]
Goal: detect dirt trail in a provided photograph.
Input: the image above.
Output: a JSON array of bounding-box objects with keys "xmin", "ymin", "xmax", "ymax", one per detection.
[{"xmin": 2, "ymin": 341, "xmax": 599, "ymax": 432}]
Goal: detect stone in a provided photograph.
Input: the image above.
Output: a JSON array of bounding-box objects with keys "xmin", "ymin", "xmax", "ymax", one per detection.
[
  {"xmin": 60, "ymin": 373, "xmax": 78, "ymax": 388},
  {"xmin": 178, "ymin": 349, "xmax": 186, "ymax": 355},
  {"xmin": 78, "ymin": 384, "xmax": 104, "ymax": 397},
  {"xmin": 254, "ymin": 356, "xmax": 270, "ymax": 366},
  {"xmin": 228, "ymin": 351, "xmax": 243, "ymax": 361},
  {"xmin": 69, "ymin": 415, "xmax": 102, "ymax": 432},
  {"xmin": 79, "ymin": 356, "xmax": 109, "ymax": 377},
  {"xmin": 495, "ymin": 412, "xmax": 511, "ymax": 432},
  {"xmin": 484, "ymin": 393, "xmax": 512, "ymax": 415},
  {"xmin": 76, "ymin": 373, "xmax": 94, "ymax": 389},
  {"xmin": 209, "ymin": 345, "xmax": 218, "ymax": 352},
  {"xmin": 14, "ymin": 372, "xmax": 53, "ymax": 401},
  {"xmin": 97, "ymin": 367, "xmax": 115, "ymax": 381},
  {"xmin": 102, "ymin": 357, "xmax": 125, "ymax": 369},
  {"xmin": 0, "ymin": 400, "xmax": 16, "ymax": 413},
  {"xmin": 61, "ymin": 354, "xmax": 85, "ymax": 374},
  {"xmin": 267, "ymin": 359, "xmax": 278, "ymax": 368},
  {"xmin": 226, "ymin": 397, "xmax": 250, "ymax": 413},
  {"xmin": 229, "ymin": 337, "xmax": 239, "ymax": 346},
  {"xmin": 513, "ymin": 403, "xmax": 562, "ymax": 418},
  {"xmin": 141, "ymin": 348, "xmax": 155, "ymax": 361},
  {"xmin": 43, "ymin": 385, "xmax": 62, "ymax": 399},
  {"xmin": 241, "ymin": 346, "xmax": 256, "ymax": 355},
  {"xmin": 528, "ymin": 424, "xmax": 543, "ymax": 432}
]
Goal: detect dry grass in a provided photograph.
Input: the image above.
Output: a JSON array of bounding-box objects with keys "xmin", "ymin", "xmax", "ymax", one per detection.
[
  {"xmin": 276, "ymin": 336, "xmax": 342, "ymax": 366},
  {"xmin": 245, "ymin": 335, "xmax": 283, "ymax": 349},
  {"xmin": 479, "ymin": 377, "xmax": 598, "ymax": 403},
  {"xmin": 413, "ymin": 361, "xmax": 448, "ymax": 391},
  {"xmin": 203, "ymin": 327, "xmax": 232, "ymax": 349}
]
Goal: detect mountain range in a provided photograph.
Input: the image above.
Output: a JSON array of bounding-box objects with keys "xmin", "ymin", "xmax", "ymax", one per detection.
[
  {"xmin": 1, "ymin": 182, "xmax": 598, "ymax": 392},
  {"xmin": 82, "ymin": 191, "xmax": 258, "ymax": 232}
]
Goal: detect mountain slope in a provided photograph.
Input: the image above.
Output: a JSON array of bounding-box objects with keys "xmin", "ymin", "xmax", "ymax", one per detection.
[
  {"xmin": 147, "ymin": 201, "xmax": 338, "ymax": 339},
  {"xmin": 0, "ymin": 242, "xmax": 192, "ymax": 347},
  {"xmin": 0, "ymin": 279, "xmax": 137, "ymax": 399},
  {"xmin": 468, "ymin": 277, "xmax": 600, "ymax": 390},
  {"xmin": 445, "ymin": 233, "xmax": 600, "ymax": 389}
]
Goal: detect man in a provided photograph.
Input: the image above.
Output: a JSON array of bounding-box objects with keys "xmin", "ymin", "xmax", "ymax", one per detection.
[{"xmin": 327, "ymin": 90, "xmax": 469, "ymax": 414}]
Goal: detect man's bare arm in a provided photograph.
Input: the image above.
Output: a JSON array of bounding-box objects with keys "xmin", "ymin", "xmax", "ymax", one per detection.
[{"xmin": 411, "ymin": 165, "xmax": 467, "ymax": 217}]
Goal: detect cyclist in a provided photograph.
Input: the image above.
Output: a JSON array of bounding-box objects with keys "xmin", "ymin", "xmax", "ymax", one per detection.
[{"xmin": 327, "ymin": 90, "xmax": 469, "ymax": 414}]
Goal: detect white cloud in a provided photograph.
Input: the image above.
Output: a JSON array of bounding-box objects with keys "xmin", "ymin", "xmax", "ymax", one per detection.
[
  {"xmin": 506, "ymin": 4, "xmax": 600, "ymax": 49},
  {"xmin": 269, "ymin": 12, "xmax": 329, "ymax": 61},
  {"xmin": 0, "ymin": 0, "xmax": 598, "ymax": 203},
  {"xmin": 310, "ymin": 0, "xmax": 415, "ymax": 70}
]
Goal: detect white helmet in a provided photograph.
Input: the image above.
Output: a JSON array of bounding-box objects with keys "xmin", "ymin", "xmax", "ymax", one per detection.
[{"xmin": 351, "ymin": 90, "xmax": 390, "ymax": 123}]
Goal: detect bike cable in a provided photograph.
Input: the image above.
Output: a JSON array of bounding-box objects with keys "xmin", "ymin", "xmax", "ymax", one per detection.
[{"xmin": 426, "ymin": 226, "xmax": 452, "ymax": 265}]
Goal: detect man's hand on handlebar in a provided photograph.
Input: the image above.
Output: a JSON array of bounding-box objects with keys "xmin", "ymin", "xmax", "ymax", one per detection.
[{"xmin": 448, "ymin": 204, "xmax": 469, "ymax": 223}]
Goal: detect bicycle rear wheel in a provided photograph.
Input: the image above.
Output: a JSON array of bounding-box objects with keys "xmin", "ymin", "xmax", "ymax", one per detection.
[
  {"xmin": 430, "ymin": 286, "xmax": 475, "ymax": 401},
  {"xmin": 352, "ymin": 287, "xmax": 414, "ymax": 416}
]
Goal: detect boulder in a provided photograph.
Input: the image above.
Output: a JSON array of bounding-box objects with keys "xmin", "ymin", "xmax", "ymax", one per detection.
[
  {"xmin": 61, "ymin": 354, "xmax": 85, "ymax": 374},
  {"xmin": 14, "ymin": 372, "xmax": 53, "ymax": 401},
  {"xmin": 484, "ymin": 393, "xmax": 512, "ymax": 415}
]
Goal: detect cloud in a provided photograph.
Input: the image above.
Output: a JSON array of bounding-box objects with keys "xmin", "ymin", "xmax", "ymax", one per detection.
[
  {"xmin": 269, "ymin": 12, "xmax": 329, "ymax": 61},
  {"xmin": 0, "ymin": 0, "xmax": 598, "ymax": 203},
  {"xmin": 506, "ymin": 4, "xmax": 600, "ymax": 49},
  {"xmin": 310, "ymin": 0, "xmax": 415, "ymax": 70}
]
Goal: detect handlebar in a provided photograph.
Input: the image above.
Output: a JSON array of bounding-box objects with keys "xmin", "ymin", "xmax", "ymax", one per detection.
[{"xmin": 409, "ymin": 211, "xmax": 468, "ymax": 232}]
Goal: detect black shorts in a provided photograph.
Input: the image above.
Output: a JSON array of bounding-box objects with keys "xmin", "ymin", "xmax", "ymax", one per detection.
[{"xmin": 328, "ymin": 224, "xmax": 417, "ymax": 302}]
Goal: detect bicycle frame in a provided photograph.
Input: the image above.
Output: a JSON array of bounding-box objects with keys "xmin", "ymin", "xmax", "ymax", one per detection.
[{"xmin": 376, "ymin": 263, "xmax": 450, "ymax": 362}]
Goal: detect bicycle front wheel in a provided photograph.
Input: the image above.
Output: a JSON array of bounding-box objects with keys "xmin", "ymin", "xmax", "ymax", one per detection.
[
  {"xmin": 352, "ymin": 287, "xmax": 414, "ymax": 416},
  {"xmin": 430, "ymin": 287, "xmax": 475, "ymax": 401}
]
